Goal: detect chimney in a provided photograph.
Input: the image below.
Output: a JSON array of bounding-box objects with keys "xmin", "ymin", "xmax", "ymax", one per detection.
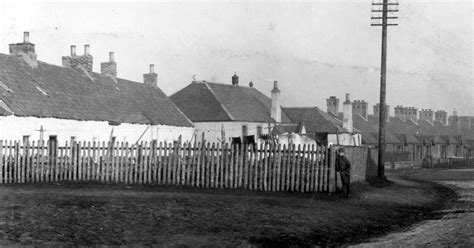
[
  {"xmin": 374, "ymin": 103, "xmax": 390, "ymax": 122},
  {"xmin": 143, "ymin": 64, "xmax": 158, "ymax": 88},
  {"xmin": 9, "ymin": 31, "xmax": 38, "ymax": 68},
  {"xmin": 271, "ymin": 80, "xmax": 281, "ymax": 123},
  {"xmin": 352, "ymin": 100, "xmax": 368, "ymax": 120},
  {"xmin": 71, "ymin": 45, "xmax": 76, "ymax": 56},
  {"xmin": 448, "ymin": 109, "xmax": 460, "ymax": 131},
  {"xmin": 249, "ymin": 81, "xmax": 254, "ymax": 88},
  {"xmin": 326, "ymin": 96, "xmax": 340, "ymax": 116},
  {"xmin": 435, "ymin": 110, "xmax": 448, "ymax": 126},
  {"xmin": 23, "ymin": 31, "xmax": 29, "ymax": 43},
  {"xmin": 101, "ymin": 52, "xmax": 117, "ymax": 79},
  {"xmin": 404, "ymin": 107, "xmax": 418, "ymax": 123},
  {"xmin": 459, "ymin": 116, "xmax": 472, "ymax": 131},
  {"xmin": 62, "ymin": 44, "xmax": 93, "ymax": 74},
  {"xmin": 342, "ymin": 93, "xmax": 353, "ymax": 132},
  {"xmin": 419, "ymin": 109, "xmax": 434, "ymax": 124},
  {"xmin": 394, "ymin": 105, "xmax": 405, "ymax": 121},
  {"xmin": 232, "ymin": 72, "xmax": 239, "ymax": 86},
  {"xmin": 84, "ymin": 44, "xmax": 90, "ymax": 55}
]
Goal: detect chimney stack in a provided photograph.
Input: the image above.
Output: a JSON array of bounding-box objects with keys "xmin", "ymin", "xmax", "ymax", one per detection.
[
  {"xmin": 459, "ymin": 116, "xmax": 472, "ymax": 131},
  {"xmin": 9, "ymin": 31, "xmax": 38, "ymax": 68},
  {"xmin": 352, "ymin": 100, "xmax": 368, "ymax": 120},
  {"xmin": 394, "ymin": 105, "xmax": 406, "ymax": 121},
  {"xmin": 374, "ymin": 103, "xmax": 390, "ymax": 122},
  {"xmin": 419, "ymin": 109, "xmax": 434, "ymax": 124},
  {"xmin": 404, "ymin": 107, "xmax": 418, "ymax": 123},
  {"xmin": 249, "ymin": 81, "xmax": 254, "ymax": 88},
  {"xmin": 232, "ymin": 72, "xmax": 239, "ymax": 86},
  {"xmin": 435, "ymin": 110, "xmax": 448, "ymax": 126},
  {"xmin": 271, "ymin": 80, "xmax": 281, "ymax": 123},
  {"xmin": 62, "ymin": 44, "xmax": 93, "ymax": 74},
  {"xmin": 326, "ymin": 96, "xmax": 340, "ymax": 116},
  {"xmin": 448, "ymin": 109, "xmax": 460, "ymax": 131},
  {"xmin": 342, "ymin": 93, "xmax": 353, "ymax": 132},
  {"xmin": 101, "ymin": 52, "xmax": 117, "ymax": 79},
  {"xmin": 143, "ymin": 64, "xmax": 158, "ymax": 88}
]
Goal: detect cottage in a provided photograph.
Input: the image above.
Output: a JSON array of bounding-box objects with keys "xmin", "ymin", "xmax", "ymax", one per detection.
[
  {"xmin": 283, "ymin": 95, "xmax": 362, "ymax": 147},
  {"xmin": 0, "ymin": 32, "xmax": 194, "ymax": 144},
  {"xmin": 170, "ymin": 75, "xmax": 293, "ymax": 143}
]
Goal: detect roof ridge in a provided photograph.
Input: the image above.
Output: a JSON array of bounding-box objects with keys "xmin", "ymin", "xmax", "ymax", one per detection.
[{"xmin": 203, "ymin": 82, "xmax": 235, "ymax": 121}]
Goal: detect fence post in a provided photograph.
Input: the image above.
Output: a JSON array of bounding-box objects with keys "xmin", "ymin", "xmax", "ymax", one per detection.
[
  {"xmin": 328, "ymin": 146, "xmax": 337, "ymax": 193},
  {"xmin": 239, "ymin": 143, "xmax": 244, "ymax": 188},
  {"xmin": 0, "ymin": 140, "xmax": 3, "ymax": 184},
  {"xmin": 195, "ymin": 142, "xmax": 201, "ymax": 187}
]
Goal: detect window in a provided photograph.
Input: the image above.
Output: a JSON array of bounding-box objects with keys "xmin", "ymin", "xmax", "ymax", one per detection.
[
  {"xmin": 242, "ymin": 125, "xmax": 248, "ymax": 137},
  {"xmin": 22, "ymin": 135, "xmax": 30, "ymax": 145},
  {"xmin": 257, "ymin": 126, "xmax": 262, "ymax": 138}
]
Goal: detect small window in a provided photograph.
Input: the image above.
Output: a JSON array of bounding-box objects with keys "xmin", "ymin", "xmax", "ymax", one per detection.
[
  {"xmin": 257, "ymin": 126, "xmax": 262, "ymax": 137},
  {"xmin": 22, "ymin": 135, "xmax": 30, "ymax": 145},
  {"xmin": 242, "ymin": 125, "xmax": 248, "ymax": 137}
]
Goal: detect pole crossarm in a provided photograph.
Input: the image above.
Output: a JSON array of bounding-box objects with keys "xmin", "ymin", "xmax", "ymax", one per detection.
[{"xmin": 371, "ymin": 24, "xmax": 399, "ymax": 26}]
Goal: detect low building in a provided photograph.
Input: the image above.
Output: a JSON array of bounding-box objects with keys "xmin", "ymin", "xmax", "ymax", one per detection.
[
  {"xmin": 170, "ymin": 75, "xmax": 293, "ymax": 143},
  {"xmin": 0, "ymin": 32, "xmax": 194, "ymax": 144}
]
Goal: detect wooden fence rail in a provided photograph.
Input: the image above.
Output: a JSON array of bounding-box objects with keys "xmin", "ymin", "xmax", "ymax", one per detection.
[{"xmin": 0, "ymin": 140, "xmax": 336, "ymax": 193}]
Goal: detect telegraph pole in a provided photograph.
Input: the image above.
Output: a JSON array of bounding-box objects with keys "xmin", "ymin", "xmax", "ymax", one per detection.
[{"xmin": 371, "ymin": 0, "xmax": 398, "ymax": 180}]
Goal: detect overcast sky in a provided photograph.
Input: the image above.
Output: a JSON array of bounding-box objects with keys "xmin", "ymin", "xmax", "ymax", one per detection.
[{"xmin": 1, "ymin": 0, "xmax": 473, "ymax": 115}]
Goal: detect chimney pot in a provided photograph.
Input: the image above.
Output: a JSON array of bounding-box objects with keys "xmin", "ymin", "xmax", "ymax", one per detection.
[
  {"xmin": 23, "ymin": 31, "xmax": 30, "ymax": 43},
  {"xmin": 109, "ymin": 52, "xmax": 114, "ymax": 62},
  {"xmin": 232, "ymin": 72, "xmax": 239, "ymax": 86},
  {"xmin": 84, "ymin": 44, "xmax": 90, "ymax": 55},
  {"xmin": 271, "ymin": 80, "xmax": 281, "ymax": 93},
  {"xmin": 70, "ymin": 45, "xmax": 76, "ymax": 56},
  {"xmin": 344, "ymin": 93, "xmax": 351, "ymax": 104},
  {"xmin": 150, "ymin": 64, "xmax": 154, "ymax": 73}
]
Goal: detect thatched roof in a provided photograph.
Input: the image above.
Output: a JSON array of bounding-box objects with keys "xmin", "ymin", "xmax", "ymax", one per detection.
[{"xmin": 0, "ymin": 53, "xmax": 193, "ymax": 127}]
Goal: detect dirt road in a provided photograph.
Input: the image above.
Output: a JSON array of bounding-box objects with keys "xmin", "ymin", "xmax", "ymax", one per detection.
[{"xmin": 354, "ymin": 167, "xmax": 474, "ymax": 247}]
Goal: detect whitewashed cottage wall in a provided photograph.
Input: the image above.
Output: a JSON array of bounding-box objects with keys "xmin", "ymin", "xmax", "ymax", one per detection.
[
  {"xmin": 0, "ymin": 116, "xmax": 194, "ymax": 144},
  {"xmin": 194, "ymin": 121, "xmax": 275, "ymax": 143}
]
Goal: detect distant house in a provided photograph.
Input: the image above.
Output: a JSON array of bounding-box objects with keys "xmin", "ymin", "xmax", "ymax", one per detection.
[
  {"xmin": 282, "ymin": 96, "xmax": 362, "ymax": 147},
  {"xmin": 271, "ymin": 122, "xmax": 318, "ymax": 147},
  {"xmin": 0, "ymin": 32, "xmax": 194, "ymax": 143},
  {"xmin": 170, "ymin": 74, "xmax": 293, "ymax": 143}
]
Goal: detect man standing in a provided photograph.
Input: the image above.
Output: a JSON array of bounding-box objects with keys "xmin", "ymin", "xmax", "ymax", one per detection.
[{"xmin": 335, "ymin": 148, "xmax": 351, "ymax": 198}]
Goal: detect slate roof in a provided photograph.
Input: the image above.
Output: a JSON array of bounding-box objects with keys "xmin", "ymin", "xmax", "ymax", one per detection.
[
  {"xmin": 0, "ymin": 53, "xmax": 193, "ymax": 127},
  {"xmin": 170, "ymin": 81, "xmax": 292, "ymax": 123},
  {"xmin": 282, "ymin": 107, "xmax": 348, "ymax": 134},
  {"xmin": 353, "ymin": 114, "xmax": 401, "ymax": 144}
]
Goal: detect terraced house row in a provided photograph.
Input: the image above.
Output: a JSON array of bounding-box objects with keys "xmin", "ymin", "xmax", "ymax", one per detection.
[{"xmin": 0, "ymin": 32, "xmax": 473, "ymax": 168}]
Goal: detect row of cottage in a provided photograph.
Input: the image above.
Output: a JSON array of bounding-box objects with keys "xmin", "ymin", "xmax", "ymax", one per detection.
[{"xmin": 1, "ymin": 32, "xmax": 473, "ymax": 163}]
